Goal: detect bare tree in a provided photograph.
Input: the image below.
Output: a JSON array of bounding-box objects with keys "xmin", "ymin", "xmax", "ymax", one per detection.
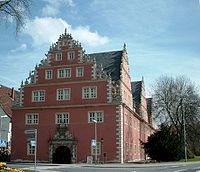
[
  {"xmin": 153, "ymin": 75, "xmax": 200, "ymax": 145},
  {"xmin": 0, "ymin": 0, "xmax": 30, "ymax": 34}
]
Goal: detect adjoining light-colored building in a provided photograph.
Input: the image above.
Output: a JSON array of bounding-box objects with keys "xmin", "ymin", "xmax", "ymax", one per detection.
[
  {"xmin": 0, "ymin": 85, "xmax": 18, "ymax": 147},
  {"xmin": 11, "ymin": 30, "xmax": 155, "ymax": 163}
]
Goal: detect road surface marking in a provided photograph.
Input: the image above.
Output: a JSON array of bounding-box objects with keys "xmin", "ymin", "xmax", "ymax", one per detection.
[{"xmin": 174, "ymin": 169, "xmax": 187, "ymax": 172}]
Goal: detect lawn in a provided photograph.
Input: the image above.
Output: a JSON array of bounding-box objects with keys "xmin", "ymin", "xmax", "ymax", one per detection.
[{"xmin": 180, "ymin": 156, "xmax": 200, "ymax": 162}]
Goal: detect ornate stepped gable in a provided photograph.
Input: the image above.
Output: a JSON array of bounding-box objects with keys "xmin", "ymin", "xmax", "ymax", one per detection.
[{"xmin": 18, "ymin": 29, "xmax": 125, "ymax": 106}]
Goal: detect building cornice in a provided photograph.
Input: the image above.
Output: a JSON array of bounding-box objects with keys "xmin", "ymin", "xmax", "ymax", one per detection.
[
  {"xmin": 23, "ymin": 79, "xmax": 107, "ymax": 88},
  {"xmin": 12, "ymin": 102, "xmax": 119, "ymax": 110}
]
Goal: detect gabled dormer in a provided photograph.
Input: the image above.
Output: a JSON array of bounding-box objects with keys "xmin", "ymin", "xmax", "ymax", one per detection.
[{"xmin": 131, "ymin": 78, "xmax": 149, "ymax": 123}]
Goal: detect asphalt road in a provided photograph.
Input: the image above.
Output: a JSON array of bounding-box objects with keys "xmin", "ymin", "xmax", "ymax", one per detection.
[{"xmin": 7, "ymin": 161, "xmax": 200, "ymax": 172}]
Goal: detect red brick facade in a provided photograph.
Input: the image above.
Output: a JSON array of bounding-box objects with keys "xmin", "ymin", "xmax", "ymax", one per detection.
[{"xmin": 11, "ymin": 30, "xmax": 155, "ymax": 163}]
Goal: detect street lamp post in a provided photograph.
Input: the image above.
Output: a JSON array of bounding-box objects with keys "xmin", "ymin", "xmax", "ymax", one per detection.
[
  {"xmin": 101, "ymin": 138, "xmax": 104, "ymax": 163},
  {"xmin": 92, "ymin": 119, "xmax": 97, "ymax": 164},
  {"xmin": 183, "ymin": 113, "xmax": 187, "ymax": 162},
  {"xmin": 181, "ymin": 97, "xmax": 187, "ymax": 162}
]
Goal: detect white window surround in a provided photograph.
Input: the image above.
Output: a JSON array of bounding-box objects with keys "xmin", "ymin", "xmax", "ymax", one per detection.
[
  {"xmin": 56, "ymin": 53, "xmax": 62, "ymax": 61},
  {"xmin": 56, "ymin": 88, "xmax": 71, "ymax": 101},
  {"xmin": 32, "ymin": 90, "xmax": 45, "ymax": 102},
  {"xmin": 68, "ymin": 51, "xmax": 75, "ymax": 60},
  {"xmin": 55, "ymin": 112, "xmax": 69, "ymax": 124},
  {"xmin": 76, "ymin": 67, "xmax": 84, "ymax": 77},
  {"xmin": 57, "ymin": 68, "xmax": 71, "ymax": 78},
  {"xmin": 88, "ymin": 111, "xmax": 104, "ymax": 123},
  {"xmin": 45, "ymin": 70, "xmax": 53, "ymax": 80},
  {"xmin": 82, "ymin": 86, "xmax": 97, "ymax": 99},
  {"xmin": 25, "ymin": 113, "xmax": 39, "ymax": 125}
]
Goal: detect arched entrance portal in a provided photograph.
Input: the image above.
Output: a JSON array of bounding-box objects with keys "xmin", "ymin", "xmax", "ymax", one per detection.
[
  {"xmin": 49, "ymin": 124, "xmax": 77, "ymax": 163},
  {"xmin": 53, "ymin": 146, "xmax": 71, "ymax": 164}
]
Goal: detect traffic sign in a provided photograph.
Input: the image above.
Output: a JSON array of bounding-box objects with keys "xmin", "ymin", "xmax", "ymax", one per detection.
[
  {"xmin": 30, "ymin": 140, "xmax": 36, "ymax": 147},
  {"xmin": 24, "ymin": 129, "xmax": 36, "ymax": 135},
  {"xmin": 91, "ymin": 139, "xmax": 96, "ymax": 146},
  {"xmin": 0, "ymin": 140, "xmax": 6, "ymax": 147},
  {"xmin": 27, "ymin": 137, "xmax": 35, "ymax": 141}
]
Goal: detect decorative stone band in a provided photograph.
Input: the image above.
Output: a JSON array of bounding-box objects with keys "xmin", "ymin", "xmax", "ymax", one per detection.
[{"xmin": 116, "ymin": 105, "xmax": 124, "ymax": 163}]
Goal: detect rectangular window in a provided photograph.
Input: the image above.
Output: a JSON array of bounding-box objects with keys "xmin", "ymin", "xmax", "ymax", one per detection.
[
  {"xmin": 91, "ymin": 142, "xmax": 101, "ymax": 155},
  {"xmin": 57, "ymin": 68, "xmax": 71, "ymax": 78},
  {"xmin": 134, "ymin": 144, "xmax": 137, "ymax": 154},
  {"xmin": 88, "ymin": 111, "xmax": 104, "ymax": 123},
  {"xmin": 57, "ymin": 88, "xmax": 71, "ymax": 100},
  {"xmin": 58, "ymin": 69, "xmax": 64, "ymax": 78},
  {"xmin": 68, "ymin": 51, "xmax": 75, "ymax": 60},
  {"xmin": 82, "ymin": 86, "xmax": 97, "ymax": 99},
  {"xmin": 65, "ymin": 68, "xmax": 71, "ymax": 78},
  {"xmin": 76, "ymin": 67, "xmax": 84, "ymax": 77},
  {"xmin": 56, "ymin": 112, "xmax": 69, "ymax": 124},
  {"xmin": 45, "ymin": 70, "xmax": 53, "ymax": 80},
  {"xmin": 27, "ymin": 143, "xmax": 35, "ymax": 155},
  {"xmin": 129, "ymin": 116, "xmax": 132, "ymax": 128},
  {"xmin": 134, "ymin": 120, "xmax": 137, "ymax": 129},
  {"xmin": 32, "ymin": 90, "xmax": 45, "ymax": 102},
  {"xmin": 26, "ymin": 113, "xmax": 39, "ymax": 125},
  {"xmin": 56, "ymin": 53, "xmax": 62, "ymax": 61}
]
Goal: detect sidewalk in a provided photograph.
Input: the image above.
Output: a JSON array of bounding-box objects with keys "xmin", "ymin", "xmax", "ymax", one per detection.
[{"xmin": 79, "ymin": 161, "xmax": 196, "ymax": 168}]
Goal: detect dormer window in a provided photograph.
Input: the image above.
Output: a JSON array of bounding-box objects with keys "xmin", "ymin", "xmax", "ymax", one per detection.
[
  {"xmin": 56, "ymin": 53, "xmax": 62, "ymax": 61},
  {"xmin": 45, "ymin": 70, "xmax": 53, "ymax": 80},
  {"xmin": 68, "ymin": 51, "xmax": 75, "ymax": 60}
]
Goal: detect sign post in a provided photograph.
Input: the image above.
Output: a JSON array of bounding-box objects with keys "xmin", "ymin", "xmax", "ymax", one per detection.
[{"xmin": 24, "ymin": 128, "xmax": 37, "ymax": 172}]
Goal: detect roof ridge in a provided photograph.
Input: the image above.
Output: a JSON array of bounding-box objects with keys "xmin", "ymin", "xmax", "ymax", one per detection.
[{"xmin": 88, "ymin": 50, "xmax": 122, "ymax": 55}]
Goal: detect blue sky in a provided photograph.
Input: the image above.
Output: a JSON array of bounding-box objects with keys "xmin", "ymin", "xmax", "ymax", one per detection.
[{"xmin": 1, "ymin": 0, "xmax": 200, "ymax": 96}]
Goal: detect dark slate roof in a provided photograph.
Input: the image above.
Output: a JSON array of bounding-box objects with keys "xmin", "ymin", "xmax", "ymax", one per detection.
[
  {"xmin": 131, "ymin": 81, "xmax": 142, "ymax": 104},
  {"xmin": 89, "ymin": 51, "xmax": 123, "ymax": 81},
  {"xmin": 146, "ymin": 98, "xmax": 153, "ymax": 117}
]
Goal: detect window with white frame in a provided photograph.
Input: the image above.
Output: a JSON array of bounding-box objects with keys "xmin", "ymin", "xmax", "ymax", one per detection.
[
  {"xmin": 26, "ymin": 113, "xmax": 39, "ymax": 125},
  {"xmin": 65, "ymin": 68, "xmax": 71, "ymax": 78},
  {"xmin": 134, "ymin": 120, "xmax": 137, "ymax": 129},
  {"xmin": 88, "ymin": 111, "xmax": 104, "ymax": 123},
  {"xmin": 134, "ymin": 144, "xmax": 137, "ymax": 154},
  {"xmin": 57, "ymin": 88, "xmax": 71, "ymax": 100},
  {"xmin": 57, "ymin": 68, "xmax": 71, "ymax": 78},
  {"xmin": 45, "ymin": 70, "xmax": 53, "ymax": 80},
  {"xmin": 32, "ymin": 90, "xmax": 45, "ymax": 102},
  {"xmin": 91, "ymin": 142, "xmax": 101, "ymax": 155},
  {"xmin": 76, "ymin": 67, "xmax": 84, "ymax": 77},
  {"xmin": 82, "ymin": 86, "xmax": 97, "ymax": 99},
  {"xmin": 27, "ymin": 143, "xmax": 35, "ymax": 155},
  {"xmin": 58, "ymin": 69, "xmax": 64, "ymax": 78},
  {"xmin": 56, "ymin": 112, "xmax": 69, "ymax": 124},
  {"xmin": 129, "ymin": 116, "xmax": 132, "ymax": 128},
  {"xmin": 68, "ymin": 51, "xmax": 75, "ymax": 60},
  {"xmin": 125, "ymin": 114, "xmax": 128, "ymax": 125},
  {"xmin": 56, "ymin": 53, "xmax": 62, "ymax": 61}
]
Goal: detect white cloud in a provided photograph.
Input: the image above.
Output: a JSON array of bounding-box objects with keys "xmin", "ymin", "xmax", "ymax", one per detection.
[
  {"xmin": 42, "ymin": 0, "xmax": 75, "ymax": 16},
  {"xmin": 24, "ymin": 17, "xmax": 70, "ymax": 46},
  {"xmin": 72, "ymin": 26, "xmax": 109, "ymax": 47},
  {"xmin": 24, "ymin": 17, "xmax": 109, "ymax": 47},
  {"xmin": 42, "ymin": 5, "xmax": 58, "ymax": 17},
  {"xmin": 11, "ymin": 43, "xmax": 27, "ymax": 53}
]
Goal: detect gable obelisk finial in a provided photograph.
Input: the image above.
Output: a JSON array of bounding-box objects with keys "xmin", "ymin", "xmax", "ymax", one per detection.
[{"xmin": 123, "ymin": 43, "xmax": 126, "ymax": 51}]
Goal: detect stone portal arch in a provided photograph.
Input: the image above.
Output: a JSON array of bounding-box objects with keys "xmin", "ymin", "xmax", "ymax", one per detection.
[
  {"xmin": 49, "ymin": 124, "xmax": 77, "ymax": 163},
  {"xmin": 53, "ymin": 146, "xmax": 71, "ymax": 164}
]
